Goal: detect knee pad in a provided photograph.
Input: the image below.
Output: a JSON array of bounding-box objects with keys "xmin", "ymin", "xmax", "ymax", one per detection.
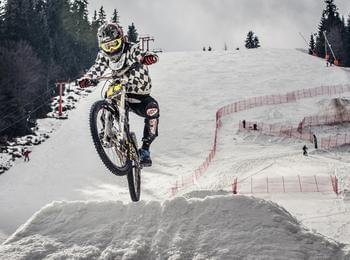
[{"xmin": 145, "ymin": 101, "xmax": 159, "ymax": 119}]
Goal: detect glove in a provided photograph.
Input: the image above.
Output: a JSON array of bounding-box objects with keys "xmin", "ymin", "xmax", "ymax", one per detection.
[
  {"xmin": 78, "ymin": 78, "xmax": 91, "ymax": 88},
  {"xmin": 142, "ymin": 55, "xmax": 158, "ymax": 65}
]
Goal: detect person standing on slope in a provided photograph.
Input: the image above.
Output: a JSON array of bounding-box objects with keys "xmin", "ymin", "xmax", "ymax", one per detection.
[
  {"xmin": 79, "ymin": 23, "xmax": 159, "ymax": 167},
  {"xmin": 23, "ymin": 149, "xmax": 31, "ymax": 162},
  {"xmin": 302, "ymin": 145, "xmax": 308, "ymax": 156}
]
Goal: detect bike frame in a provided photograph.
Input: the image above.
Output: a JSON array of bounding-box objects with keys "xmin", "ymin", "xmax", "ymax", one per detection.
[
  {"xmin": 102, "ymin": 80, "xmax": 128, "ymax": 147},
  {"xmin": 90, "ymin": 76, "xmax": 141, "ymax": 201}
]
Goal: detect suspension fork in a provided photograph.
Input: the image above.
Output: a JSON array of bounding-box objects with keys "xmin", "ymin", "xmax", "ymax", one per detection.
[
  {"xmin": 102, "ymin": 108, "xmax": 113, "ymax": 145},
  {"xmin": 102, "ymin": 83, "xmax": 127, "ymax": 145},
  {"xmin": 117, "ymin": 88, "xmax": 126, "ymax": 141}
]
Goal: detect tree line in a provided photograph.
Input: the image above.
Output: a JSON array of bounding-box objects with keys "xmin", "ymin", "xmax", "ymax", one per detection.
[
  {"xmin": 0, "ymin": 0, "xmax": 138, "ymax": 139},
  {"xmin": 310, "ymin": 0, "xmax": 350, "ymax": 67}
]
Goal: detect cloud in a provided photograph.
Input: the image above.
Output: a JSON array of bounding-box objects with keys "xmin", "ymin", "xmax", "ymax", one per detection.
[{"xmin": 87, "ymin": 0, "xmax": 350, "ymax": 51}]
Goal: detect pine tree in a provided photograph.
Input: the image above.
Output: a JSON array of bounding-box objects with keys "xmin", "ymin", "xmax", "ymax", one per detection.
[
  {"xmin": 0, "ymin": 0, "xmax": 4, "ymax": 38},
  {"xmin": 0, "ymin": 0, "xmax": 100, "ymax": 138},
  {"xmin": 93, "ymin": 10, "xmax": 97, "ymax": 22},
  {"xmin": 245, "ymin": 31, "xmax": 255, "ymax": 49},
  {"xmin": 253, "ymin": 36, "xmax": 260, "ymax": 48},
  {"xmin": 3, "ymin": 0, "xmax": 27, "ymax": 40},
  {"xmin": 315, "ymin": 14, "xmax": 327, "ymax": 57},
  {"xmin": 127, "ymin": 22, "xmax": 138, "ymax": 43},
  {"xmin": 323, "ymin": 0, "xmax": 338, "ymax": 21},
  {"xmin": 245, "ymin": 31, "xmax": 261, "ymax": 49},
  {"xmin": 224, "ymin": 42, "xmax": 228, "ymax": 51},
  {"xmin": 98, "ymin": 6, "xmax": 106, "ymax": 25},
  {"xmin": 309, "ymin": 34, "xmax": 315, "ymax": 54},
  {"xmin": 111, "ymin": 8, "xmax": 120, "ymax": 24},
  {"xmin": 345, "ymin": 16, "xmax": 350, "ymax": 66},
  {"xmin": 0, "ymin": 41, "xmax": 46, "ymax": 136},
  {"xmin": 314, "ymin": 0, "xmax": 346, "ymax": 64},
  {"xmin": 91, "ymin": 10, "xmax": 99, "ymax": 35}
]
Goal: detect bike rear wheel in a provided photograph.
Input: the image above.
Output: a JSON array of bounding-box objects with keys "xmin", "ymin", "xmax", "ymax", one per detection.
[
  {"xmin": 127, "ymin": 132, "xmax": 141, "ymax": 201},
  {"xmin": 127, "ymin": 163, "xmax": 141, "ymax": 201},
  {"xmin": 89, "ymin": 100, "xmax": 131, "ymax": 176}
]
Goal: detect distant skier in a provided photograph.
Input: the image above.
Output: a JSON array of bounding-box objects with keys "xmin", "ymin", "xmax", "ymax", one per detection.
[
  {"xmin": 23, "ymin": 149, "xmax": 31, "ymax": 162},
  {"xmin": 78, "ymin": 23, "xmax": 159, "ymax": 167},
  {"xmin": 302, "ymin": 145, "xmax": 308, "ymax": 156}
]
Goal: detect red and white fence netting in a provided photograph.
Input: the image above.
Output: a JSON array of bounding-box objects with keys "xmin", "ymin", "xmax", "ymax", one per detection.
[
  {"xmin": 169, "ymin": 83, "xmax": 350, "ymax": 197},
  {"xmin": 299, "ymin": 112, "xmax": 350, "ymax": 129},
  {"xmin": 239, "ymin": 121, "xmax": 314, "ymax": 143},
  {"xmin": 231, "ymin": 175, "xmax": 339, "ymax": 195}
]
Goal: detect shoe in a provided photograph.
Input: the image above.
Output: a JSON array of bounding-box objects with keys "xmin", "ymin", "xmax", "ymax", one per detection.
[{"xmin": 139, "ymin": 149, "xmax": 152, "ymax": 167}]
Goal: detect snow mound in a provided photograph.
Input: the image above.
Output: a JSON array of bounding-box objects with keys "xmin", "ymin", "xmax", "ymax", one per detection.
[
  {"xmin": 318, "ymin": 97, "xmax": 350, "ymax": 115},
  {"xmin": 0, "ymin": 194, "xmax": 346, "ymax": 259}
]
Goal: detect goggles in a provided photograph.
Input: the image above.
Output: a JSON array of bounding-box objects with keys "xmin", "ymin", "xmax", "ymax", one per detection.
[{"xmin": 100, "ymin": 38, "xmax": 122, "ymax": 53}]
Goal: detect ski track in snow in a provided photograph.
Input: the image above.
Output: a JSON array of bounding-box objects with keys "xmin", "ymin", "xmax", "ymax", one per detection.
[{"xmin": 1, "ymin": 49, "xmax": 350, "ymax": 258}]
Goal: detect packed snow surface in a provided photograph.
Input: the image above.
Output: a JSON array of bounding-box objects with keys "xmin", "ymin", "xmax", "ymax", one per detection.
[
  {"xmin": 1, "ymin": 48, "xmax": 350, "ymax": 258},
  {"xmin": 0, "ymin": 194, "xmax": 347, "ymax": 259}
]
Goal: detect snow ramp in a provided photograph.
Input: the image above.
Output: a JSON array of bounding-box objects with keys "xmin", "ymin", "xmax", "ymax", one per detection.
[{"xmin": 0, "ymin": 194, "xmax": 347, "ymax": 260}]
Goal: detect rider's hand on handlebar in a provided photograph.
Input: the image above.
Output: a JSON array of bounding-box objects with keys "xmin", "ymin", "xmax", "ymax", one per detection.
[
  {"xmin": 78, "ymin": 78, "xmax": 97, "ymax": 88},
  {"xmin": 141, "ymin": 55, "xmax": 158, "ymax": 65}
]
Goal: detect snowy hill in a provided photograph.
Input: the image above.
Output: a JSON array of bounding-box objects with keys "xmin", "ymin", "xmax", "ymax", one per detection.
[
  {"xmin": 1, "ymin": 48, "xmax": 350, "ymax": 258},
  {"xmin": 0, "ymin": 194, "xmax": 347, "ymax": 259}
]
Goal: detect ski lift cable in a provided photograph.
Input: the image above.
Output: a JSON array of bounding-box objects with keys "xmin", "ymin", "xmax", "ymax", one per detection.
[
  {"xmin": 298, "ymin": 32, "xmax": 309, "ymax": 48},
  {"xmin": 0, "ymin": 83, "xmax": 64, "ymax": 121},
  {"xmin": 0, "ymin": 81, "xmax": 74, "ymax": 133},
  {"xmin": 0, "ymin": 87, "xmax": 53, "ymax": 119},
  {"xmin": 0, "ymin": 99, "xmax": 52, "ymax": 134}
]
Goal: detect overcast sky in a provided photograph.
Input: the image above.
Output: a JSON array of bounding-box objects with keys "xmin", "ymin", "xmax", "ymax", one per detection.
[{"xmin": 87, "ymin": 0, "xmax": 350, "ymax": 52}]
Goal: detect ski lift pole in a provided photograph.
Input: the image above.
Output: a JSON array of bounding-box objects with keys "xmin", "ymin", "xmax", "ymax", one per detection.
[
  {"xmin": 323, "ymin": 31, "xmax": 337, "ymax": 61},
  {"xmin": 56, "ymin": 82, "xmax": 63, "ymax": 116}
]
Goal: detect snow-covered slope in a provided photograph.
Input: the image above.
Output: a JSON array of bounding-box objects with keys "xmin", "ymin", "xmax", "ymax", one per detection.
[
  {"xmin": 1, "ymin": 48, "xmax": 350, "ymax": 258},
  {"xmin": 0, "ymin": 194, "xmax": 346, "ymax": 259}
]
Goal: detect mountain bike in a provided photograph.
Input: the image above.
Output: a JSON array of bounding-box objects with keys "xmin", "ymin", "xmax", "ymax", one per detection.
[{"xmin": 89, "ymin": 77, "xmax": 141, "ymax": 202}]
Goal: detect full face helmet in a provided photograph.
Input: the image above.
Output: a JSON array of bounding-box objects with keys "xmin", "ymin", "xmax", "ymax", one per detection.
[{"xmin": 97, "ymin": 23, "xmax": 124, "ymax": 55}]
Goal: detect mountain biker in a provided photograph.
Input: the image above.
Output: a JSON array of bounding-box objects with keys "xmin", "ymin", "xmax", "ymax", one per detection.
[{"xmin": 79, "ymin": 22, "xmax": 159, "ymax": 167}]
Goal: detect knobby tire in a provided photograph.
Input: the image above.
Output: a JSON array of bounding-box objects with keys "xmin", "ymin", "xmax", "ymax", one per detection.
[{"xmin": 89, "ymin": 100, "xmax": 131, "ymax": 176}]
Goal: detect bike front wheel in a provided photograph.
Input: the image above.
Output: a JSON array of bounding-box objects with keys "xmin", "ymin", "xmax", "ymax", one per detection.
[{"xmin": 89, "ymin": 100, "xmax": 131, "ymax": 176}]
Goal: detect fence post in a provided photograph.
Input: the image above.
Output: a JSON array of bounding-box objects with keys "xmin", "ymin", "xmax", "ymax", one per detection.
[
  {"xmin": 251, "ymin": 177, "xmax": 253, "ymax": 194},
  {"xmin": 298, "ymin": 175, "xmax": 302, "ymax": 192},
  {"xmin": 314, "ymin": 175, "xmax": 319, "ymax": 192},
  {"xmin": 282, "ymin": 176, "xmax": 285, "ymax": 192},
  {"xmin": 334, "ymin": 176, "xmax": 339, "ymax": 195},
  {"xmin": 313, "ymin": 134, "xmax": 318, "ymax": 149},
  {"xmin": 232, "ymin": 178, "xmax": 238, "ymax": 194},
  {"xmin": 335, "ymin": 135, "xmax": 338, "ymax": 147},
  {"xmin": 346, "ymin": 134, "xmax": 348, "ymax": 144},
  {"xmin": 266, "ymin": 176, "xmax": 269, "ymax": 193}
]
